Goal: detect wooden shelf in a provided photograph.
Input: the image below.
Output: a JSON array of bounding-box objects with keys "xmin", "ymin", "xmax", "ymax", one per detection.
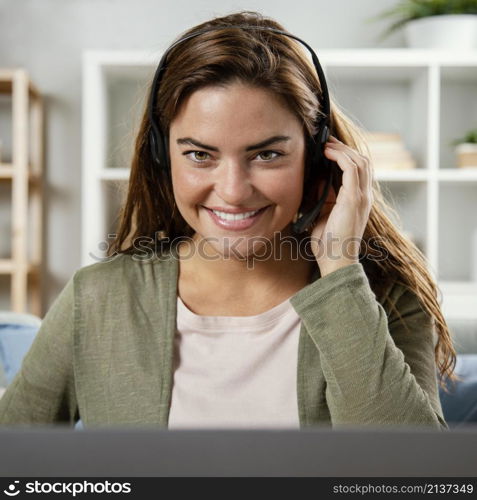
[
  {"xmin": 0, "ymin": 164, "xmax": 42, "ymax": 183},
  {"xmin": 0, "ymin": 164, "xmax": 14, "ymax": 179},
  {"xmin": 0, "ymin": 68, "xmax": 44, "ymax": 315},
  {"xmin": 0, "ymin": 259, "xmax": 13, "ymax": 274},
  {"xmin": 0, "ymin": 260, "xmax": 40, "ymax": 276},
  {"xmin": 0, "ymin": 69, "xmax": 40, "ymax": 98}
]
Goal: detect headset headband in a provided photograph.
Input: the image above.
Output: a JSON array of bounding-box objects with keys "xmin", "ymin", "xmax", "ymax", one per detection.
[{"xmin": 148, "ymin": 25, "xmax": 330, "ymax": 129}]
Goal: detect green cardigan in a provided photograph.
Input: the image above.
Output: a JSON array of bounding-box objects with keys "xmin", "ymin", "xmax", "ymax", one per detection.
[{"xmin": 0, "ymin": 248, "xmax": 448, "ymax": 429}]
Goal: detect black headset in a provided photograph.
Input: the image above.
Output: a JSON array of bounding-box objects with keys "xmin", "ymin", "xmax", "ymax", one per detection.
[{"xmin": 147, "ymin": 25, "xmax": 333, "ymax": 234}]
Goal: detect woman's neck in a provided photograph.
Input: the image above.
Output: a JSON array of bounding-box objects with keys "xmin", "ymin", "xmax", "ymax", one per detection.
[{"xmin": 176, "ymin": 231, "xmax": 317, "ymax": 312}]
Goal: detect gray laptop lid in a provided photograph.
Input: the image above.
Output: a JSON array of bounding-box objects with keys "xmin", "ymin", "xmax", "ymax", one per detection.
[{"xmin": 1, "ymin": 426, "xmax": 477, "ymax": 477}]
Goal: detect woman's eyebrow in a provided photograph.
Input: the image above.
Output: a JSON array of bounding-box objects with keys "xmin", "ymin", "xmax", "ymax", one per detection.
[{"xmin": 176, "ymin": 135, "xmax": 291, "ymax": 152}]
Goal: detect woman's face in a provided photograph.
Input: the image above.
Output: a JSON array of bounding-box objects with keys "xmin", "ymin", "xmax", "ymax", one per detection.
[{"xmin": 168, "ymin": 81, "xmax": 306, "ymax": 259}]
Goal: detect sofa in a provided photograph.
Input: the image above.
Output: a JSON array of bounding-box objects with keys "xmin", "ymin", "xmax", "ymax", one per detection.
[
  {"xmin": 1, "ymin": 312, "xmax": 477, "ymax": 427},
  {"xmin": 0, "ymin": 313, "xmax": 41, "ymax": 391}
]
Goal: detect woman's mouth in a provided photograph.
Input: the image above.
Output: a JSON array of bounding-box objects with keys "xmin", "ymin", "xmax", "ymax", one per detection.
[{"xmin": 203, "ymin": 205, "xmax": 269, "ymax": 231}]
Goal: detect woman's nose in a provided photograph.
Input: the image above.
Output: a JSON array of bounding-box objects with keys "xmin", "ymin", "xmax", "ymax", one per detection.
[{"xmin": 213, "ymin": 160, "xmax": 254, "ymax": 205}]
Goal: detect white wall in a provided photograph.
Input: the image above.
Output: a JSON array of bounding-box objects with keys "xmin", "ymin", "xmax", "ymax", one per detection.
[{"xmin": 0, "ymin": 0, "xmax": 402, "ymax": 311}]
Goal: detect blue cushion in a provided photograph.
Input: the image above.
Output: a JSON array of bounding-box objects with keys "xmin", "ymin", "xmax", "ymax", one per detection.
[
  {"xmin": 439, "ymin": 354, "xmax": 477, "ymax": 425},
  {"xmin": 0, "ymin": 323, "xmax": 39, "ymax": 385},
  {"xmin": 0, "ymin": 315, "xmax": 85, "ymax": 429}
]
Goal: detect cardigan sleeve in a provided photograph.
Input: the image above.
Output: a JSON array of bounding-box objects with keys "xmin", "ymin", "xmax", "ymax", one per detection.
[
  {"xmin": 289, "ymin": 262, "xmax": 448, "ymax": 430},
  {"xmin": 0, "ymin": 275, "xmax": 79, "ymax": 426}
]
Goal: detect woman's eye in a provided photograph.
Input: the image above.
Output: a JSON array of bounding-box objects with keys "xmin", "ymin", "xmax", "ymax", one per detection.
[
  {"xmin": 256, "ymin": 150, "xmax": 282, "ymax": 161},
  {"xmin": 184, "ymin": 150, "xmax": 211, "ymax": 162},
  {"xmin": 183, "ymin": 149, "xmax": 283, "ymax": 164}
]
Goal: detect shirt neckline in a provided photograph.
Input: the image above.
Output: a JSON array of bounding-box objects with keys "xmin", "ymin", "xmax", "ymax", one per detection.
[{"xmin": 176, "ymin": 295, "xmax": 298, "ymax": 332}]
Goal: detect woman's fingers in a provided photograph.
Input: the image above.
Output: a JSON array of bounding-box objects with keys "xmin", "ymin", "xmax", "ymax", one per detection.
[
  {"xmin": 324, "ymin": 145, "xmax": 361, "ymax": 204},
  {"xmin": 326, "ymin": 136, "xmax": 373, "ymax": 204}
]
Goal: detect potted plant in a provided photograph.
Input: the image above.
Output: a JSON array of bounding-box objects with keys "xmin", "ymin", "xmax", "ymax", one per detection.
[
  {"xmin": 369, "ymin": 0, "xmax": 477, "ymax": 48},
  {"xmin": 452, "ymin": 128, "xmax": 477, "ymax": 168}
]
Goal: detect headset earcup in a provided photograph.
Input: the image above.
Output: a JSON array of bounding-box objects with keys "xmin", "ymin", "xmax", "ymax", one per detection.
[
  {"xmin": 300, "ymin": 123, "xmax": 330, "ymax": 213},
  {"xmin": 149, "ymin": 125, "xmax": 170, "ymax": 174},
  {"xmin": 162, "ymin": 133, "xmax": 170, "ymax": 171}
]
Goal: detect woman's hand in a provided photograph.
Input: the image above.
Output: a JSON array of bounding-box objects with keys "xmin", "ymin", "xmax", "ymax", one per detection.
[{"xmin": 309, "ymin": 135, "xmax": 374, "ymax": 277}]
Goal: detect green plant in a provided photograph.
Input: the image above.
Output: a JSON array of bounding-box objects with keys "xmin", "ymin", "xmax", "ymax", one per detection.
[
  {"xmin": 451, "ymin": 128, "xmax": 477, "ymax": 146},
  {"xmin": 368, "ymin": 0, "xmax": 477, "ymax": 41}
]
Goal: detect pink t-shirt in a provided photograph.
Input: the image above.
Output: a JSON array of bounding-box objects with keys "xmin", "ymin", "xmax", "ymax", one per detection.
[{"xmin": 167, "ymin": 295, "xmax": 302, "ymax": 429}]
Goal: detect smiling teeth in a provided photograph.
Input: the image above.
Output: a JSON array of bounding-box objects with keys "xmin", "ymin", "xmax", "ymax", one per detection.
[{"xmin": 211, "ymin": 208, "xmax": 261, "ymax": 221}]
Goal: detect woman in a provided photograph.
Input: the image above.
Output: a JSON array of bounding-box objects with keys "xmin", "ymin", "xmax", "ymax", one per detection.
[{"xmin": 0, "ymin": 11, "xmax": 456, "ymax": 428}]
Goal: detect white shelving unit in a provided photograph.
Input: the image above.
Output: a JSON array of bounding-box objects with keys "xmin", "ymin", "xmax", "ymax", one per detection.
[{"xmin": 82, "ymin": 49, "xmax": 477, "ymax": 319}]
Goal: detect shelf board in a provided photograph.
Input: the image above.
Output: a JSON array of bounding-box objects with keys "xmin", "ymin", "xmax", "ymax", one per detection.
[
  {"xmin": 0, "ymin": 259, "xmax": 13, "ymax": 274},
  {"xmin": 0, "ymin": 69, "xmax": 41, "ymax": 97},
  {"xmin": 0, "ymin": 164, "xmax": 13, "ymax": 179},
  {"xmin": 84, "ymin": 49, "xmax": 477, "ymax": 69},
  {"xmin": 99, "ymin": 168, "xmax": 130, "ymax": 181},
  {"xmin": 83, "ymin": 51, "xmax": 157, "ymax": 81},
  {"xmin": 0, "ymin": 164, "xmax": 43, "ymax": 183},
  {"xmin": 438, "ymin": 169, "xmax": 477, "ymax": 182},
  {"xmin": 438, "ymin": 280, "xmax": 477, "ymax": 292},
  {"xmin": 374, "ymin": 169, "xmax": 428, "ymax": 182},
  {"xmin": 438, "ymin": 280, "xmax": 477, "ymax": 320},
  {"xmin": 0, "ymin": 260, "xmax": 40, "ymax": 275},
  {"xmin": 319, "ymin": 49, "xmax": 477, "ymax": 67},
  {"xmin": 439, "ymin": 280, "xmax": 477, "ymax": 292}
]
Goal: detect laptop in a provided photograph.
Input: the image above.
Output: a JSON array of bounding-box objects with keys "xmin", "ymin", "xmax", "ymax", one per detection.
[{"xmin": 1, "ymin": 425, "xmax": 477, "ymax": 476}]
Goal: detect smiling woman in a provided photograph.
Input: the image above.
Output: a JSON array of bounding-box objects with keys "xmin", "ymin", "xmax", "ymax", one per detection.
[{"xmin": 0, "ymin": 10, "xmax": 458, "ymax": 429}]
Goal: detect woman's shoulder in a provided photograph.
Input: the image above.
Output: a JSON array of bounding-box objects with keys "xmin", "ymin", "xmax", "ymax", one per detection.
[{"xmin": 71, "ymin": 249, "xmax": 178, "ymax": 295}]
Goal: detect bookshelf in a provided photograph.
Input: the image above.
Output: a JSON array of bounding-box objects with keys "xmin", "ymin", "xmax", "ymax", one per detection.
[
  {"xmin": 82, "ymin": 49, "xmax": 477, "ymax": 320},
  {"xmin": 0, "ymin": 69, "xmax": 43, "ymax": 315}
]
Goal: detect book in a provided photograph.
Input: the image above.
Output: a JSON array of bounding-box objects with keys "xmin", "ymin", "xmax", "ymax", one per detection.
[{"xmin": 363, "ymin": 132, "xmax": 416, "ymax": 170}]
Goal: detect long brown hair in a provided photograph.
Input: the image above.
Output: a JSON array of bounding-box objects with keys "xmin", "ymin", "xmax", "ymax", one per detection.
[{"xmin": 109, "ymin": 11, "xmax": 457, "ymax": 388}]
